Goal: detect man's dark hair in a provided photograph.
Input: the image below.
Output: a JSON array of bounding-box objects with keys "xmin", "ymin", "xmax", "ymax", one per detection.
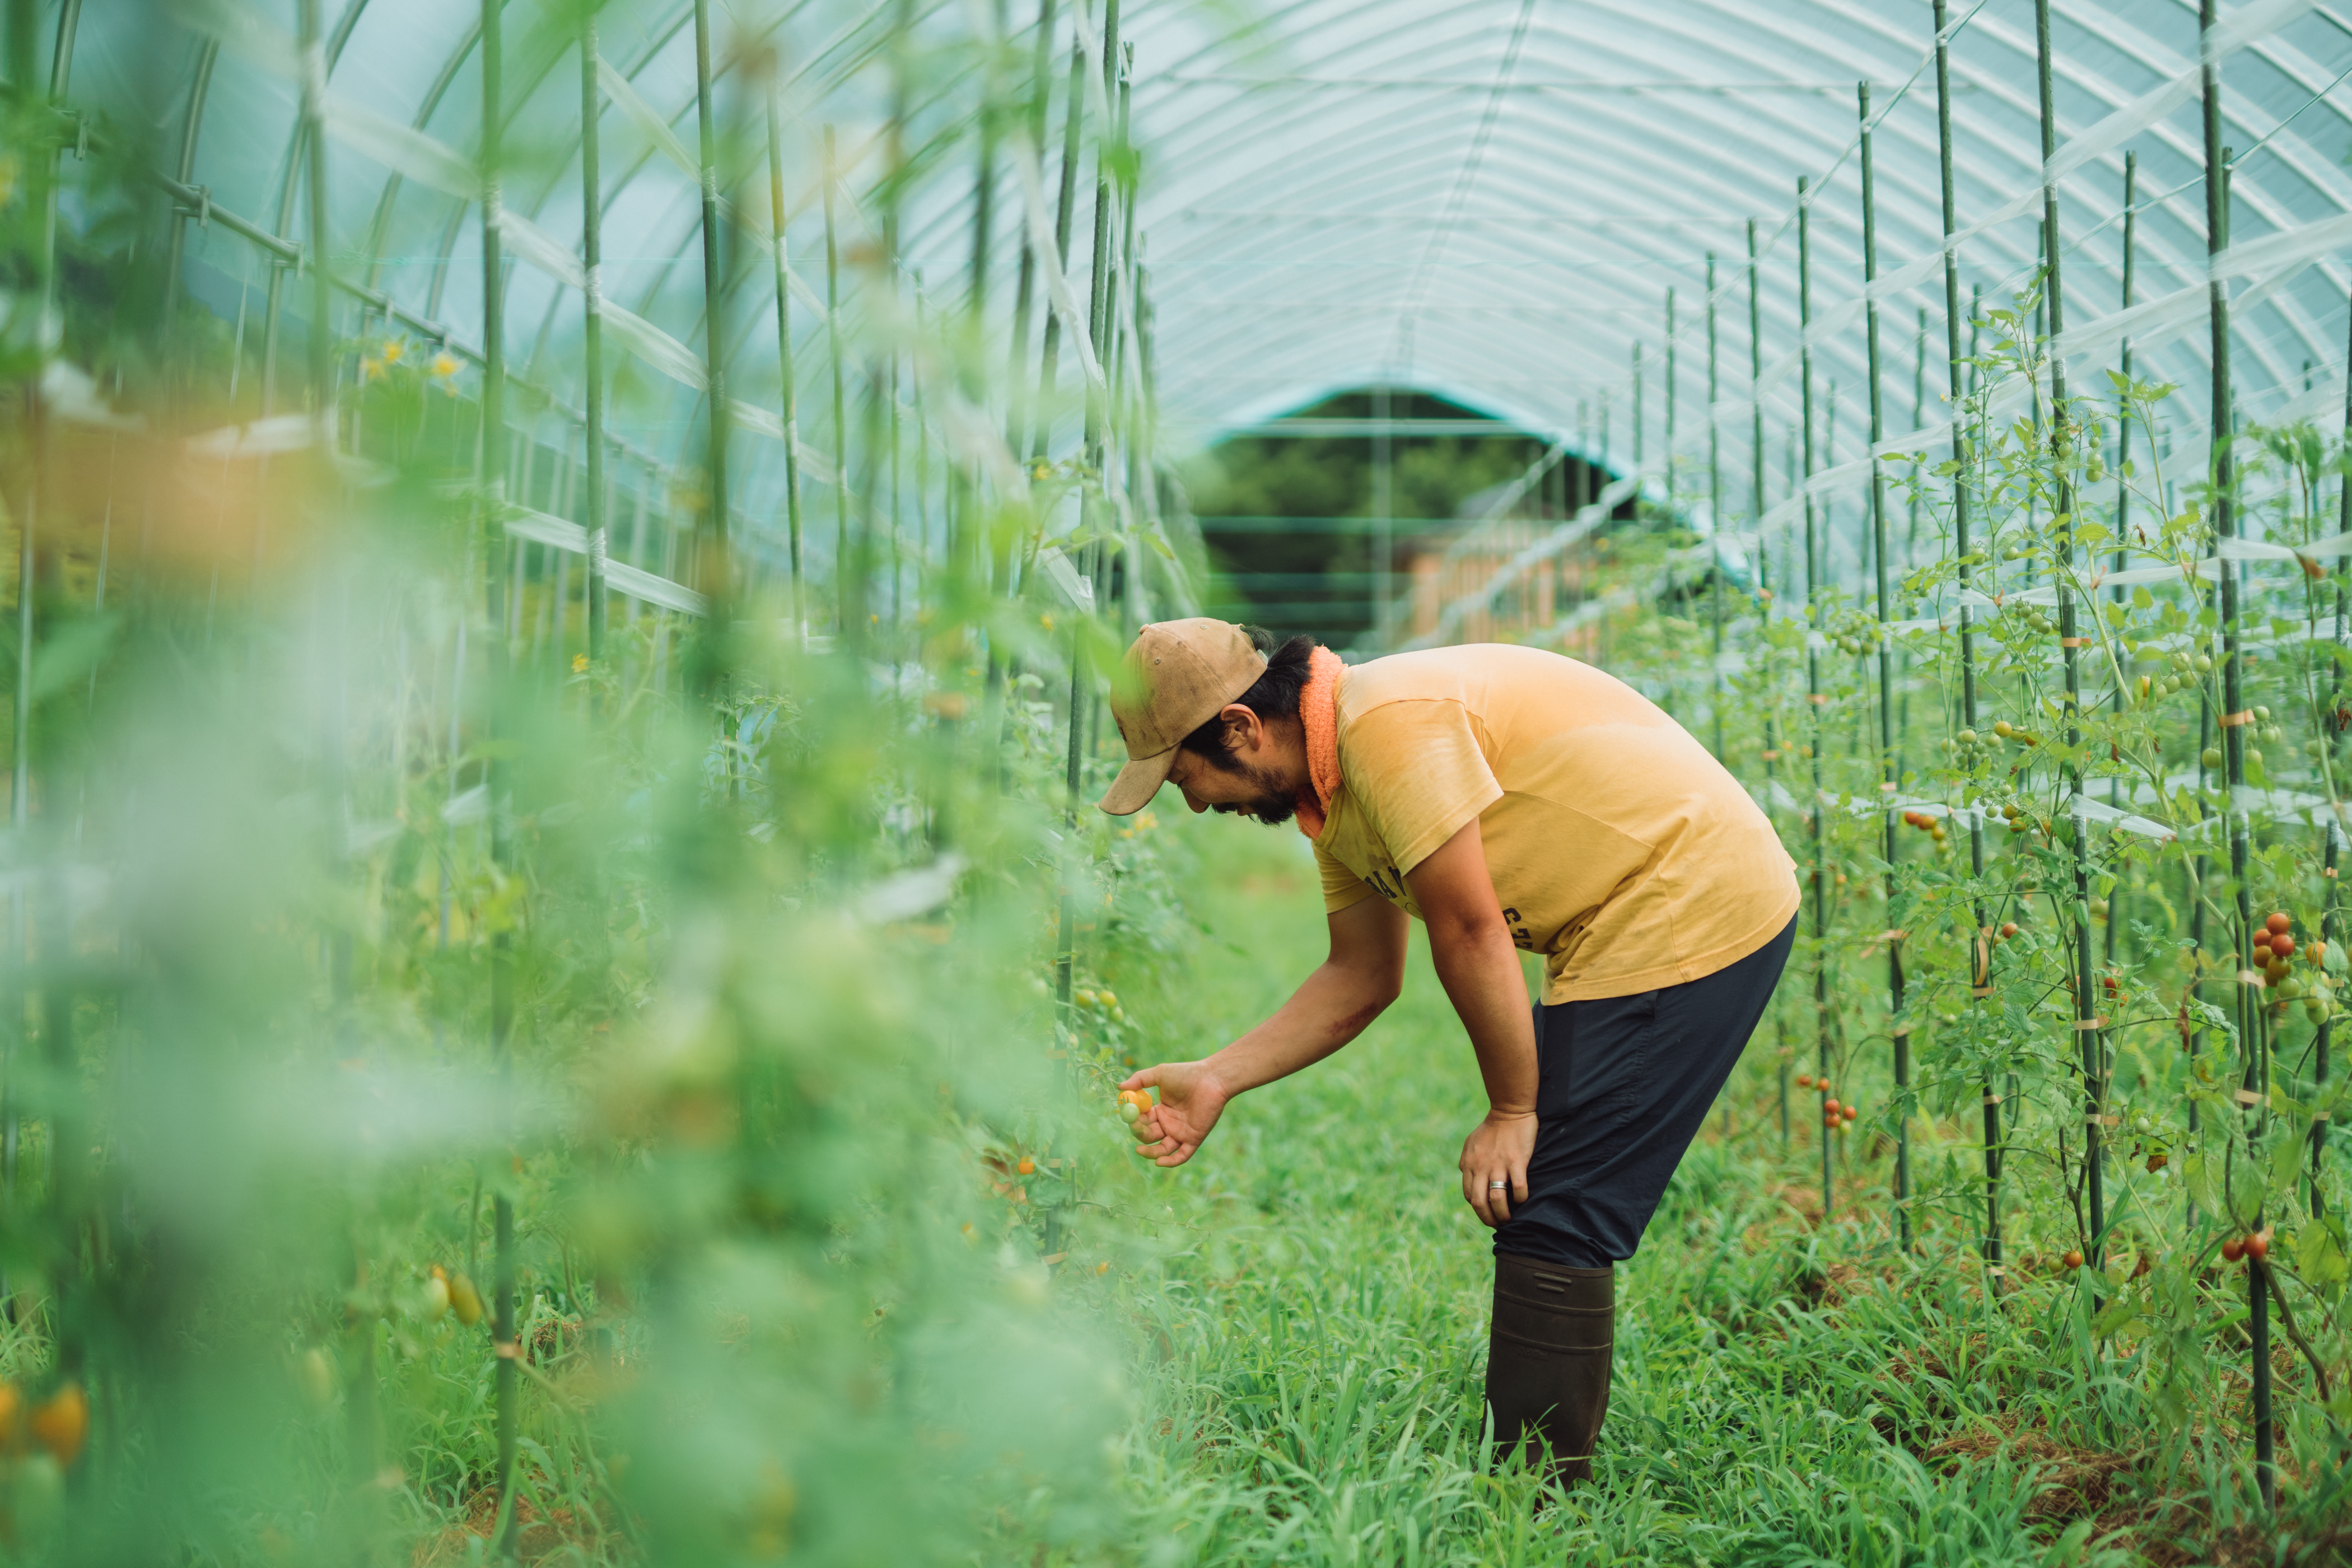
[{"xmin": 1178, "ymin": 627, "xmax": 1317, "ymax": 774}]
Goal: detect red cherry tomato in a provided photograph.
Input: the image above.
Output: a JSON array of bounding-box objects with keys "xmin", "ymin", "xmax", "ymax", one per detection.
[
  {"xmin": 2221, "ymin": 1236, "xmax": 2244, "ymax": 1263},
  {"xmin": 2270, "ymin": 932, "xmax": 2297, "ymax": 958},
  {"xmin": 2246, "ymin": 1231, "xmax": 2270, "ymax": 1263},
  {"xmin": 2062, "ymin": 1249, "xmax": 2084, "ymax": 1269},
  {"xmin": 2266, "ymin": 912, "xmax": 2292, "ymax": 936}
]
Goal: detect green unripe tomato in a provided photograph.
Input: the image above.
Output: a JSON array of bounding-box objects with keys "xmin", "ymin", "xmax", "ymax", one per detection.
[
  {"xmin": 2195, "ymin": 654, "xmax": 2214, "ymax": 673},
  {"xmin": 2202, "ymin": 746, "xmax": 2224, "ymax": 769}
]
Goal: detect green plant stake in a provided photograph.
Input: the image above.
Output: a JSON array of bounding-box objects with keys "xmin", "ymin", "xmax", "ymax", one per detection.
[{"xmin": 1858, "ymin": 83, "xmax": 1908, "ymax": 1253}]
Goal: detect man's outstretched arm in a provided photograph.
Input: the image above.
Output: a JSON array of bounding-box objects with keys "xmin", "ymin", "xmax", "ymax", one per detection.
[
  {"xmin": 1121, "ymin": 893, "xmax": 1407, "ymax": 1166},
  {"xmin": 1408, "ymin": 817, "xmax": 1541, "ymax": 1228}
]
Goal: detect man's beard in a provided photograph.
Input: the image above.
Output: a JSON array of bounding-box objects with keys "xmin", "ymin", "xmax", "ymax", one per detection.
[{"xmin": 1205, "ymin": 758, "xmax": 1296, "ymax": 827}]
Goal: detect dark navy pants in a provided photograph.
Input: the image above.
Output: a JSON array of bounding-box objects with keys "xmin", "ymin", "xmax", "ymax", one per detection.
[{"xmin": 1494, "ymin": 916, "xmax": 1795, "ymax": 1269}]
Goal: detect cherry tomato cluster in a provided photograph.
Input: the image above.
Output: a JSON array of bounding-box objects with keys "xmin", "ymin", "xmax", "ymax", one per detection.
[
  {"xmin": 1793, "ymin": 1075, "xmax": 1859, "ymax": 1133},
  {"xmin": 1897, "ymin": 810, "xmax": 1948, "ymax": 845},
  {"xmin": 2220, "ymin": 1227, "xmax": 2274, "ymax": 1265},
  {"xmin": 2253, "ymin": 911, "xmax": 2337, "ymax": 1017},
  {"xmin": 1073, "ymin": 987, "xmax": 1126, "ymax": 1024}
]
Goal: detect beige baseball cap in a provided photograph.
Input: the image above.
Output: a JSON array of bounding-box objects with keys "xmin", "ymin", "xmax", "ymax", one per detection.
[{"xmin": 1098, "ymin": 619, "xmax": 1268, "ymax": 815}]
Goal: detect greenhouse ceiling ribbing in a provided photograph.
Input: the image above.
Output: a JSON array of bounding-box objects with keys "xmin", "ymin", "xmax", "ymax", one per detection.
[{"xmin": 59, "ymin": 0, "xmax": 2352, "ymax": 526}]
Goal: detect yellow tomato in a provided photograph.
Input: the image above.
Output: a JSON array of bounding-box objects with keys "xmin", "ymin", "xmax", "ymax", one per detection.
[
  {"xmin": 30, "ymin": 1385, "xmax": 85, "ymax": 1468},
  {"xmin": 296, "ymin": 1348, "xmax": 334, "ymax": 1408}
]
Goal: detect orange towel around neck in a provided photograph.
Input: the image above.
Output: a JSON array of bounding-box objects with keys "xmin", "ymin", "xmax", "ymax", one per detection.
[{"xmin": 1293, "ymin": 645, "xmax": 1346, "ymax": 839}]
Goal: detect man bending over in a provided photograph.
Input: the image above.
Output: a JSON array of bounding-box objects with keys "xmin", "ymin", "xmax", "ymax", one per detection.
[{"xmin": 1098, "ymin": 619, "xmax": 1797, "ymax": 1485}]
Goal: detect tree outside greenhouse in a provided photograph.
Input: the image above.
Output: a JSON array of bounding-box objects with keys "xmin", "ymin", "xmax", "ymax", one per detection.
[{"xmin": 0, "ymin": 0, "xmax": 2340, "ymax": 1561}]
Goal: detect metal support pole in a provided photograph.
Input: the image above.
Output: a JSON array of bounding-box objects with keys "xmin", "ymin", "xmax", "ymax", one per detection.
[
  {"xmin": 1934, "ymin": 0, "xmax": 1998, "ymax": 1288},
  {"xmin": 1006, "ymin": 0, "xmax": 1057, "ymax": 469},
  {"xmin": 824, "ymin": 124, "xmax": 850, "ymax": 631},
  {"xmin": 2106, "ymin": 155, "xmax": 2138, "ymax": 976},
  {"xmin": 2320, "ymin": 824, "xmax": 2337, "ymax": 1217},
  {"xmin": 2034, "ymin": 0, "xmax": 2105, "ymax": 1280},
  {"xmin": 1632, "ymin": 342, "xmax": 1644, "ymax": 472},
  {"xmin": 1749, "ymin": 220, "xmax": 1778, "ymax": 787},
  {"xmin": 2339, "ymin": 284, "xmax": 2351, "ymax": 660},
  {"xmin": 2197, "ymin": 0, "xmax": 2269, "ymax": 1509},
  {"xmin": 881, "ymin": 2, "xmax": 911, "ymax": 635},
  {"xmin": 1747, "ymin": 222, "xmax": 1765, "ymax": 603},
  {"xmin": 477, "ymin": 0, "xmax": 517, "ymax": 1550},
  {"xmin": 160, "ymin": 40, "xmax": 218, "ymax": 382},
  {"xmin": 763, "ymin": 85, "xmax": 805, "ymax": 636},
  {"xmin": 690, "ymin": 0, "xmax": 730, "ymax": 648},
  {"xmin": 580, "ymin": 10, "xmax": 608, "ymax": 666},
  {"xmin": 1032, "ymin": 27, "xmax": 1086, "ymax": 461},
  {"xmin": 1859, "ymin": 85, "xmax": 1908, "ymax": 1250},
  {"xmin": 1799, "ymin": 176, "xmax": 1832, "ymax": 1220},
  {"xmin": 1707, "ymin": 254, "xmax": 1724, "ymax": 763},
  {"xmin": 1049, "ymin": 0, "xmax": 1100, "ymax": 1026},
  {"xmin": 1664, "ymin": 287, "xmax": 1677, "ymax": 509},
  {"xmin": 1373, "ymin": 384, "xmax": 1393, "ymax": 647}
]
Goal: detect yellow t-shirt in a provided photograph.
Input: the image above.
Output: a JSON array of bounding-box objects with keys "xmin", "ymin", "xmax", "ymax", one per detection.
[{"xmin": 1313, "ymin": 643, "xmax": 1799, "ymax": 1003}]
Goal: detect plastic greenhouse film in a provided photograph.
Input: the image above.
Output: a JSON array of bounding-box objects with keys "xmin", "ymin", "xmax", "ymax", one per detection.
[
  {"xmin": 2213, "ymin": 212, "xmax": 2352, "ymax": 281},
  {"xmin": 596, "ymin": 54, "xmax": 699, "ymax": 190},
  {"xmin": 323, "ymin": 97, "xmax": 479, "ymax": 200},
  {"xmin": 598, "ymin": 300, "xmax": 708, "ymax": 391},
  {"xmin": 494, "ymin": 209, "xmax": 586, "ymax": 293},
  {"xmin": 162, "ymin": 0, "xmax": 296, "ymax": 77},
  {"xmin": 603, "ymin": 559, "xmax": 709, "ymax": 617},
  {"xmin": 1751, "ymin": 0, "xmax": 2320, "ymax": 396}
]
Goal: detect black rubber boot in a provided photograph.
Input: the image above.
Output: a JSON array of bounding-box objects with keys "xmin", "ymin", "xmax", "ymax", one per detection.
[{"xmin": 1484, "ymin": 1253, "xmax": 1614, "ymax": 1485}]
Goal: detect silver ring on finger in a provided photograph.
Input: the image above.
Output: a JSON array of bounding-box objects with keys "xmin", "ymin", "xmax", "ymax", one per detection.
[{"xmin": 1488, "ymin": 1180, "xmax": 1508, "ymax": 1190}]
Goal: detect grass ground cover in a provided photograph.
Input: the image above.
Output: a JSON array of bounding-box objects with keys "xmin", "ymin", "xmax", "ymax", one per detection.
[{"xmin": 1082, "ymin": 815, "xmax": 2351, "ymax": 1567}]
